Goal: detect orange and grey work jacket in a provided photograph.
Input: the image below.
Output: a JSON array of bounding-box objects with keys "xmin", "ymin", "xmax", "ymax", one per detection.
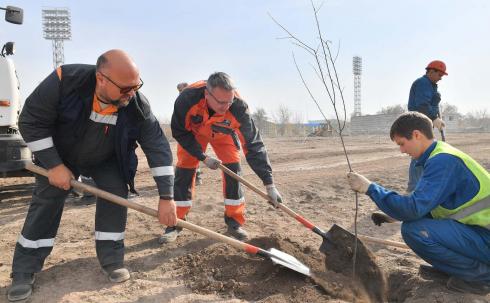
[{"xmin": 171, "ymin": 81, "xmax": 274, "ymax": 185}]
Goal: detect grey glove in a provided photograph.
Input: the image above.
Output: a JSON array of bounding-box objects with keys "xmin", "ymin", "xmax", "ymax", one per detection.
[
  {"xmin": 203, "ymin": 155, "xmax": 221, "ymax": 170},
  {"xmin": 266, "ymin": 184, "xmax": 283, "ymax": 208},
  {"xmin": 347, "ymin": 172, "xmax": 371, "ymax": 194},
  {"xmin": 433, "ymin": 118, "xmax": 445, "ymax": 131}
]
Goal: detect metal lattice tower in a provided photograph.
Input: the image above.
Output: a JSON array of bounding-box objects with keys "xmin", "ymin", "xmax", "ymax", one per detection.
[
  {"xmin": 352, "ymin": 56, "xmax": 362, "ymax": 117},
  {"xmin": 42, "ymin": 8, "xmax": 71, "ymax": 69}
]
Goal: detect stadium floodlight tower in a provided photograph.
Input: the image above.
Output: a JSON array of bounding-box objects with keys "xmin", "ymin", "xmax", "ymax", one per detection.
[
  {"xmin": 42, "ymin": 7, "xmax": 71, "ymax": 69},
  {"xmin": 352, "ymin": 56, "xmax": 362, "ymax": 117}
]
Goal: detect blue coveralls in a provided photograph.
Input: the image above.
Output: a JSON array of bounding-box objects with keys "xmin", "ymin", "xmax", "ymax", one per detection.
[
  {"xmin": 407, "ymin": 75, "xmax": 441, "ymax": 192},
  {"xmin": 367, "ymin": 141, "xmax": 490, "ymax": 282}
]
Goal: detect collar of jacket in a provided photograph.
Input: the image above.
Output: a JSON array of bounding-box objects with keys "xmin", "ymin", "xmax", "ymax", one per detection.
[
  {"xmin": 422, "ymin": 75, "xmax": 438, "ymax": 89},
  {"xmin": 415, "ymin": 140, "xmax": 437, "ymax": 167}
]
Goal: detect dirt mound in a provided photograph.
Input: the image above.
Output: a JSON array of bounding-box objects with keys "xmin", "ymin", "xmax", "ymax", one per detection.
[
  {"xmin": 176, "ymin": 234, "xmax": 383, "ymax": 302},
  {"xmin": 177, "ymin": 235, "xmax": 329, "ymax": 302}
]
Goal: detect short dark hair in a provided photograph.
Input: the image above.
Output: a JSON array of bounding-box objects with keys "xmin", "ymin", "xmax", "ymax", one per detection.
[
  {"xmin": 177, "ymin": 82, "xmax": 188, "ymax": 92},
  {"xmin": 96, "ymin": 54, "xmax": 109, "ymax": 71},
  {"xmin": 425, "ymin": 68, "xmax": 436, "ymax": 75},
  {"xmin": 390, "ymin": 112, "xmax": 434, "ymax": 140},
  {"xmin": 206, "ymin": 72, "xmax": 235, "ymax": 91}
]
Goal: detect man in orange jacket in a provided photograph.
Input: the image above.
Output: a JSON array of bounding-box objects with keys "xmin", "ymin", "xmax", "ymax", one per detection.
[{"xmin": 159, "ymin": 72, "xmax": 282, "ymax": 243}]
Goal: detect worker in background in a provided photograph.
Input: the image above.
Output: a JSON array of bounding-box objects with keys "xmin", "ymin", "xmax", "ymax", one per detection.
[
  {"xmin": 176, "ymin": 82, "xmax": 203, "ymax": 186},
  {"xmin": 8, "ymin": 49, "xmax": 176, "ymax": 302},
  {"xmin": 347, "ymin": 112, "xmax": 490, "ymax": 295},
  {"xmin": 406, "ymin": 60, "xmax": 447, "ymax": 192},
  {"xmin": 159, "ymin": 72, "xmax": 282, "ymax": 243},
  {"xmin": 177, "ymin": 82, "xmax": 188, "ymax": 94}
]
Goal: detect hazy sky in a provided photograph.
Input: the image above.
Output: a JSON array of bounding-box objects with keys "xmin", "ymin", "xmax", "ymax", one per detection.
[{"xmin": 2, "ymin": 0, "xmax": 489, "ymax": 122}]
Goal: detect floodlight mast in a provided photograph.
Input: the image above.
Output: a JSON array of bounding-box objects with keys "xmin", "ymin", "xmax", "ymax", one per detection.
[
  {"xmin": 352, "ymin": 56, "xmax": 362, "ymax": 117},
  {"xmin": 42, "ymin": 8, "xmax": 71, "ymax": 69}
]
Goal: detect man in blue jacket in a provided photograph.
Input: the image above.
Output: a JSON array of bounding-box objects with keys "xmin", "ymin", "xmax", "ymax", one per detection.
[
  {"xmin": 406, "ymin": 60, "xmax": 447, "ymax": 191},
  {"xmin": 347, "ymin": 112, "xmax": 490, "ymax": 295},
  {"xmin": 8, "ymin": 50, "xmax": 177, "ymax": 302}
]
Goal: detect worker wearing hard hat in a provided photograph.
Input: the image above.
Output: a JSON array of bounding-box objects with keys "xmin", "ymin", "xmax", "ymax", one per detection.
[
  {"xmin": 406, "ymin": 60, "xmax": 448, "ymax": 192},
  {"xmin": 347, "ymin": 112, "xmax": 490, "ymax": 295}
]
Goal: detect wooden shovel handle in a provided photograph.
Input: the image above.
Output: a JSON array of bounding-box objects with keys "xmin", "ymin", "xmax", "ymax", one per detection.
[
  {"xmin": 24, "ymin": 163, "xmax": 259, "ymax": 254},
  {"xmin": 358, "ymin": 235, "xmax": 408, "ymax": 249},
  {"xmin": 218, "ymin": 163, "xmax": 306, "ymax": 221}
]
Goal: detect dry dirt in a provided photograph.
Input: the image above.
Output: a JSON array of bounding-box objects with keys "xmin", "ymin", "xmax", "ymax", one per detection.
[{"xmin": 1, "ymin": 133, "xmax": 490, "ymax": 303}]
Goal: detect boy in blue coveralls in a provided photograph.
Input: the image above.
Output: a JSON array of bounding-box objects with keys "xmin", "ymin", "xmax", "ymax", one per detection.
[{"xmin": 347, "ymin": 112, "xmax": 490, "ymax": 295}]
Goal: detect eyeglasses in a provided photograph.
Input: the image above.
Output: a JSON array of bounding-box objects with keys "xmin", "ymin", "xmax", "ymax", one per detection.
[
  {"xmin": 99, "ymin": 72, "xmax": 144, "ymax": 94},
  {"xmin": 206, "ymin": 88, "xmax": 234, "ymax": 106}
]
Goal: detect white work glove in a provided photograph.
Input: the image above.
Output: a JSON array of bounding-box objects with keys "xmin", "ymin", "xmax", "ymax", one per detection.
[
  {"xmin": 433, "ymin": 118, "xmax": 445, "ymax": 131},
  {"xmin": 203, "ymin": 155, "xmax": 221, "ymax": 170},
  {"xmin": 347, "ymin": 172, "xmax": 371, "ymax": 194},
  {"xmin": 266, "ymin": 184, "xmax": 283, "ymax": 208}
]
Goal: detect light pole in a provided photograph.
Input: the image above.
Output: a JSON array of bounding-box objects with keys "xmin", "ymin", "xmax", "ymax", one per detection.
[
  {"xmin": 353, "ymin": 56, "xmax": 362, "ymax": 117},
  {"xmin": 42, "ymin": 8, "xmax": 71, "ymax": 69}
]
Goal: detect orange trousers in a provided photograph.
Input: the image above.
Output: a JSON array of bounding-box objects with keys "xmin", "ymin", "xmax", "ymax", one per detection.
[{"xmin": 174, "ymin": 132, "xmax": 245, "ymax": 226}]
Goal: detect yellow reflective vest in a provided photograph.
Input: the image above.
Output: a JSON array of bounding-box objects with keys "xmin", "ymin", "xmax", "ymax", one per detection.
[{"xmin": 430, "ymin": 141, "xmax": 490, "ymax": 229}]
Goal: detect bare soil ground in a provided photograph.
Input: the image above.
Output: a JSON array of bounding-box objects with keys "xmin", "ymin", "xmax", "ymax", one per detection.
[{"xmin": 1, "ymin": 133, "xmax": 490, "ymax": 302}]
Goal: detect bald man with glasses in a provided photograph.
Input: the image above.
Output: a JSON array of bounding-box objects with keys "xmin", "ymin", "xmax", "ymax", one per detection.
[{"xmin": 8, "ymin": 49, "xmax": 175, "ymax": 302}]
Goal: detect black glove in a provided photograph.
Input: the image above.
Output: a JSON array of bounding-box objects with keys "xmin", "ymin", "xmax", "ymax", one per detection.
[{"xmin": 371, "ymin": 212, "xmax": 397, "ymax": 226}]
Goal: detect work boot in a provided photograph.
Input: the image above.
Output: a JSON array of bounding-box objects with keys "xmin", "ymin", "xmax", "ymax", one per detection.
[
  {"xmin": 103, "ymin": 265, "xmax": 130, "ymax": 283},
  {"xmin": 226, "ymin": 225, "xmax": 249, "ymax": 241},
  {"xmin": 446, "ymin": 276, "xmax": 490, "ymax": 295},
  {"xmin": 7, "ymin": 272, "xmax": 35, "ymax": 302},
  {"xmin": 158, "ymin": 226, "xmax": 182, "ymax": 244},
  {"xmin": 418, "ymin": 264, "xmax": 449, "ymax": 280}
]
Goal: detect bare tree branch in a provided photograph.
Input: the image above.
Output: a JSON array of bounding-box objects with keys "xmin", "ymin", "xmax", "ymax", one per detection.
[
  {"xmin": 292, "ymin": 52, "xmax": 330, "ymax": 125},
  {"xmin": 268, "ymin": 12, "xmax": 315, "ymax": 53},
  {"xmin": 272, "ymin": 0, "xmax": 359, "ymax": 280}
]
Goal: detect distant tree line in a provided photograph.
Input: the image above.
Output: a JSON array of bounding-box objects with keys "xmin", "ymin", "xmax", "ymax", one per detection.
[
  {"xmin": 376, "ymin": 103, "xmax": 490, "ymax": 129},
  {"xmin": 158, "ymin": 102, "xmax": 490, "ymax": 137}
]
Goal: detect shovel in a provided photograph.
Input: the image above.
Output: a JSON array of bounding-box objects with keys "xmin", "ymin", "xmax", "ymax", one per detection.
[
  {"xmin": 24, "ymin": 163, "xmax": 311, "ymax": 277},
  {"xmin": 217, "ymin": 163, "xmax": 408, "ymax": 250}
]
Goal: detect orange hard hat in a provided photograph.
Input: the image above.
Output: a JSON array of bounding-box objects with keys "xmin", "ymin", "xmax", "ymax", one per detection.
[{"xmin": 426, "ymin": 60, "xmax": 448, "ymax": 75}]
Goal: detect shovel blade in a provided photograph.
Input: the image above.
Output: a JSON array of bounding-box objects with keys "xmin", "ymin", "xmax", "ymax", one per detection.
[{"xmin": 268, "ymin": 248, "xmax": 310, "ymax": 276}]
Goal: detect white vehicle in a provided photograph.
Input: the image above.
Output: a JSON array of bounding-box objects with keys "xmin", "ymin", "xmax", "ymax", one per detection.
[{"xmin": 0, "ymin": 5, "xmax": 31, "ymax": 177}]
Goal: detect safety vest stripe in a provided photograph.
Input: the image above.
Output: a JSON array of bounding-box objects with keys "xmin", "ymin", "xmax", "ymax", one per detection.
[
  {"xmin": 95, "ymin": 231, "xmax": 125, "ymax": 241},
  {"xmin": 448, "ymin": 195, "xmax": 490, "ymax": 221},
  {"xmin": 175, "ymin": 200, "xmax": 192, "ymax": 207},
  {"xmin": 89, "ymin": 111, "xmax": 118, "ymax": 125},
  {"xmin": 18, "ymin": 234, "xmax": 54, "ymax": 249},
  {"xmin": 151, "ymin": 166, "xmax": 174, "ymax": 177},
  {"xmin": 26, "ymin": 137, "xmax": 54, "ymax": 152},
  {"xmin": 224, "ymin": 197, "xmax": 245, "ymax": 206}
]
